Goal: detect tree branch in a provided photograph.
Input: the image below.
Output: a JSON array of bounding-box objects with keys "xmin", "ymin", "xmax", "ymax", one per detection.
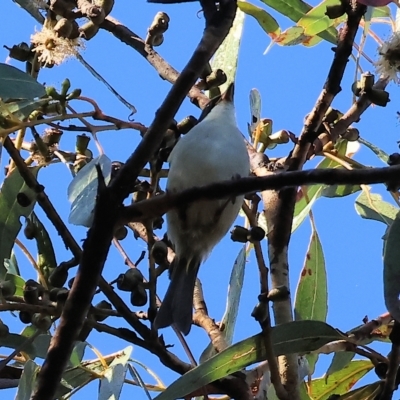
[
  {"xmin": 259, "ymin": 3, "xmax": 367, "ymax": 397},
  {"xmin": 32, "ymin": 2, "xmax": 238, "ymax": 399},
  {"xmin": 120, "ymin": 164, "xmax": 400, "ymax": 223}
]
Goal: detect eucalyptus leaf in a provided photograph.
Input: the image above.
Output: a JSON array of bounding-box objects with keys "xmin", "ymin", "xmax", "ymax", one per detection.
[
  {"xmin": 358, "ymin": 137, "xmax": 389, "ymax": 164},
  {"xmin": 209, "ymin": 6, "xmax": 245, "ymax": 94},
  {"xmin": 260, "ymin": 0, "xmax": 338, "ymax": 44},
  {"xmin": 326, "ymin": 351, "xmax": 355, "ymax": 379},
  {"xmin": 383, "ymin": 212, "xmax": 400, "ymax": 322},
  {"xmin": 99, "ymin": 346, "xmax": 132, "ymax": 400},
  {"xmin": 0, "ymin": 167, "xmax": 39, "ymax": 279},
  {"xmin": 294, "ymin": 220, "xmax": 327, "ymax": 374},
  {"xmin": 68, "ymin": 154, "xmax": 112, "ymax": 227},
  {"xmin": 310, "ymin": 360, "xmax": 373, "ymax": 399},
  {"xmin": 0, "ymin": 64, "xmax": 45, "ymax": 100},
  {"xmin": 200, "ymin": 247, "xmax": 246, "ymax": 362},
  {"xmin": 0, "ymin": 98, "xmax": 49, "ymax": 121},
  {"xmin": 15, "ymin": 360, "xmax": 39, "ymax": 400},
  {"xmin": 338, "ymin": 381, "xmax": 381, "ymax": 399},
  {"xmin": 238, "ymin": 1, "xmax": 280, "ymax": 40},
  {"xmin": 355, "ymin": 190, "xmax": 397, "ymax": 226},
  {"xmin": 0, "ymin": 333, "xmax": 51, "ymax": 359},
  {"xmin": 154, "ymin": 320, "xmax": 343, "ymax": 400},
  {"xmin": 12, "ymin": 0, "xmax": 44, "ymax": 23},
  {"xmin": 28, "ymin": 212, "xmax": 57, "ymax": 281},
  {"xmin": 297, "ymin": 0, "xmax": 345, "ymax": 36}
]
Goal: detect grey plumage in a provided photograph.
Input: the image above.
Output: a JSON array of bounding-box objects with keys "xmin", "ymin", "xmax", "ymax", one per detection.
[{"xmin": 154, "ymin": 83, "xmax": 250, "ymax": 335}]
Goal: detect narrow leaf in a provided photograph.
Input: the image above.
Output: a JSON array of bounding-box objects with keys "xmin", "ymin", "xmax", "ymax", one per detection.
[
  {"xmin": 355, "ymin": 190, "xmax": 398, "ymax": 226},
  {"xmin": 310, "ymin": 360, "xmax": 374, "ymax": 399},
  {"xmin": 0, "ymin": 332, "xmax": 51, "ymax": 359},
  {"xmin": 200, "ymin": 247, "xmax": 246, "ymax": 362},
  {"xmin": 0, "ymin": 98, "xmax": 49, "ymax": 121},
  {"xmin": 294, "ymin": 220, "xmax": 327, "ymax": 373},
  {"xmin": 12, "ymin": 0, "xmax": 44, "ymax": 23},
  {"xmin": 238, "ymin": 1, "xmax": 281, "ymax": 39},
  {"xmin": 210, "ymin": 6, "xmax": 245, "ymax": 93},
  {"xmin": 297, "ymin": 0, "xmax": 345, "ymax": 36},
  {"xmin": 260, "ymin": 0, "xmax": 338, "ymax": 43},
  {"xmin": 338, "ymin": 381, "xmax": 382, "ymax": 399},
  {"xmin": 295, "ymin": 221, "xmax": 327, "ymax": 322},
  {"xmin": 383, "ymin": 212, "xmax": 400, "ymax": 322},
  {"xmin": 326, "ymin": 351, "xmax": 355, "ymax": 378},
  {"xmin": 154, "ymin": 321, "xmax": 343, "ymax": 400},
  {"xmin": 98, "ymin": 346, "xmax": 132, "ymax": 400},
  {"xmin": 15, "ymin": 360, "xmax": 39, "ymax": 400},
  {"xmin": 358, "ymin": 137, "xmax": 389, "ymax": 164},
  {"xmin": 0, "ymin": 64, "xmax": 46, "ymax": 100},
  {"xmin": 68, "ymin": 154, "xmax": 112, "ymax": 227},
  {"xmin": 0, "ymin": 167, "xmax": 39, "ymax": 279},
  {"xmin": 29, "ymin": 212, "xmax": 57, "ymax": 281}
]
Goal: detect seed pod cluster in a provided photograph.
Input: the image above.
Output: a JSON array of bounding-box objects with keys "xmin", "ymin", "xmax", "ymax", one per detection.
[
  {"xmin": 117, "ymin": 269, "xmax": 148, "ymax": 307},
  {"xmin": 230, "ymin": 226, "xmax": 266, "ymax": 243},
  {"xmin": 352, "ymin": 72, "xmax": 390, "ymax": 107}
]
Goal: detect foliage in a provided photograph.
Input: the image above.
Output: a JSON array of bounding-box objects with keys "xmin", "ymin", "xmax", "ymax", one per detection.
[{"xmin": 1, "ymin": 0, "xmax": 400, "ymax": 399}]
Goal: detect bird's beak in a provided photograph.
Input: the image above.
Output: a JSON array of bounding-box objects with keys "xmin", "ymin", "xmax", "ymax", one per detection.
[{"xmin": 221, "ymin": 82, "xmax": 234, "ymax": 103}]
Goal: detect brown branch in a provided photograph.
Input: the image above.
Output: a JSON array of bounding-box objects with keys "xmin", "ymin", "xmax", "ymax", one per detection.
[
  {"xmin": 99, "ymin": 17, "xmax": 210, "ymax": 110},
  {"xmin": 193, "ymin": 279, "xmax": 228, "ymax": 353},
  {"xmin": 259, "ymin": 4, "xmax": 367, "ymax": 398},
  {"xmin": 120, "ymin": 164, "xmax": 400, "ymax": 224},
  {"xmin": 31, "ymin": 2, "xmax": 238, "ymax": 399},
  {"xmin": 242, "ymin": 203, "xmax": 288, "ymax": 400},
  {"xmin": 380, "ymin": 321, "xmax": 400, "ymax": 400},
  {"xmin": 330, "ymin": 77, "xmax": 388, "ymax": 142}
]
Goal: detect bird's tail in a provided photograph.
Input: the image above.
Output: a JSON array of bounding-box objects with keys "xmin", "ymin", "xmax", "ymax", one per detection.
[{"xmin": 154, "ymin": 257, "xmax": 200, "ymax": 335}]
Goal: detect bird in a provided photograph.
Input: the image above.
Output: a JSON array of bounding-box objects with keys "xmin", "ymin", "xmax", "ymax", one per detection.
[{"xmin": 153, "ymin": 82, "xmax": 250, "ymax": 335}]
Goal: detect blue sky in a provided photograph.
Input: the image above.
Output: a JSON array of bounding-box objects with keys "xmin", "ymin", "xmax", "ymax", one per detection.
[{"xmin": 2, "ymin": 0, "xmax": 400, "ymax": 398}]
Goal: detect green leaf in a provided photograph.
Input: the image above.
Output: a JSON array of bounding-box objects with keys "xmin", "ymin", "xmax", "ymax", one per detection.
[
  {"xmin": 292, "ymin": 140, "xmax": 352, "ymax": 231},
  {"xmin": 295, "ymin": 221, "xmax": 327, "ymax": 323},
  {"xmin": 99, "ymin": 346, "xmax": 132, "ymax": 400},
  {"xmin": 28, "ymin": 212, "xmax": 57, "ymax": 281},
  {"xmin": 310, "ymin": 360, "xmax": 373, "ymax": 399},
  {"xmin": 0, "ymin": 166, "xmax": 39, "ymax": 279},
  {"xmin": 15, "ymin": 360, "xmax": 40, "ymax": 400},
  {"xmin": 69, "ymin": 341, "xmax": 87, "ymax": 367},
  {"xmin": 0, "ymin": 64, "xmax": 46, "ymax": 100},
  {"xmin": 68, "ymin": 155, "xmax": 112, "ymax": 227},
  {"xmin": 371, "ymin": 5, "xmax": 390, "ymax": 17},
  {"xmin": 338, "ymin": 381, "xmax": 382, "ymax": 399},
  {"xmin": 5, "ymin": 253, "xmax": 20, "ymax": 275},
  {"xmin": 358, "ymin": 137, "xmax": 389, "ymax": 164},
  {"xmin": 294, "ymin": 220, "xmax": 327, "ymax": 374},
  {"xmin": 297, "ymin": 0, "xmax": 345, "ymax": 36},
  {"xmin": 275, "ymin": 26, "xmax": 308, "ymax": 45},
  {"xmin": 12, "ymin": 0, "xmax": 44, "ymax": 23},
  {"xmin": 292, "ymin": 185, "xmax": 324, "ymax": 232},
  {"xmin": 238, "ymin": 1, "xmax": 280, "ymax": 39},
  {"xmin": 355, "ymin": 190, "xmax": 398, "ymax": 226},
  {"xmin": 321, "ymin": 179, "xmax": 361, "ymax": 198},
  {"xmin": 0, "ymin": 333, "xmax": 51, "ymax": 359},
  {"xmin": 326, "ymin": 351, "xmax": 355, "ymax": 378},
  {"xmin": 5, "ymin": 272, "xmax": 25, "ymax": 296},
  {"xmin": 0, "ymin": 98, "xmax": 50, "ymax": 121},
  {"xmin": 210, "ymin": 6, "xmax": 245, "ymax": 95},
  {"xmin": 260, "ymin": 0, "xmax": 338, "ymax": 43},
  {"xmin": 383, "ymin": 212, "xmax": 400, "ymax": 322},
  {"xmin": 56, "ymin": 351, "xmax": 124, "ymax": 398},
  {"xmin": 200, "ymin": 247, "xmax": 246, "ymax": 362},
  {"xmin": 154, "ymin": 320, "xmax": 343, "ymax": 400}
]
